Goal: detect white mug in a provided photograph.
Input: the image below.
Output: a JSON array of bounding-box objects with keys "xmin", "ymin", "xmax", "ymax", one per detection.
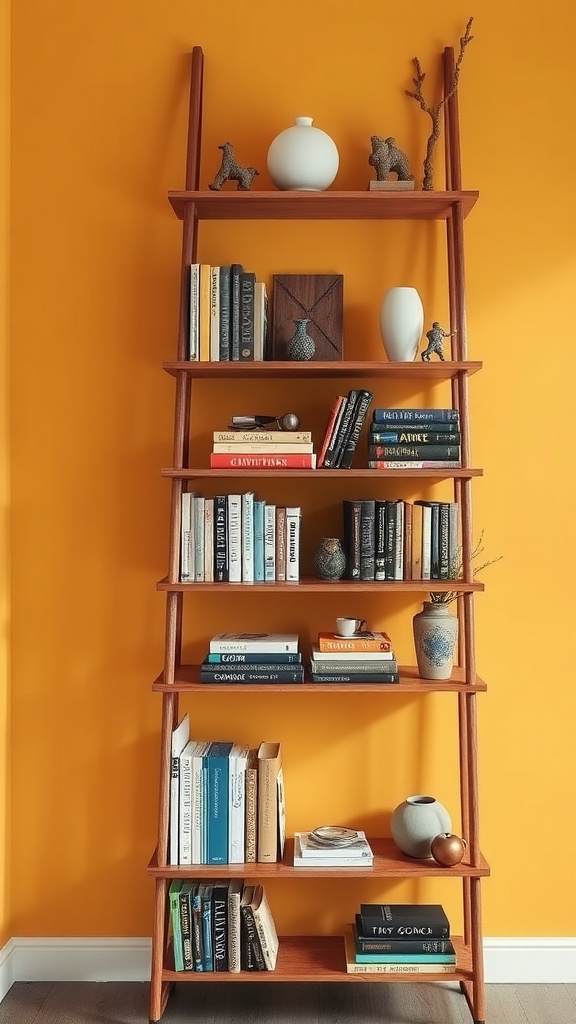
[{"xmin": 336, "ymin": 617, "xmax": 367, "ymax": 638}]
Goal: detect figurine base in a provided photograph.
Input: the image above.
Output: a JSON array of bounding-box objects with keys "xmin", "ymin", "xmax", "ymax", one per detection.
[{"xmin": 368, "ymin": 180, "xmax": 415, "ymax": 191}]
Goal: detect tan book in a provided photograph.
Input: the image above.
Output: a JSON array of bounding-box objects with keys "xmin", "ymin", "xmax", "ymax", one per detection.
[
  {"xmin": 244, "ymin": 748, "xmax": 258, "ymax": 863},
  {"xmin": 212, "ymin": 442, "xmax": 314, "ymax": 454},
  {"xmin": 198, "ymin": 263, "xmax": 211, "ymax": 362},
  {"xmin": 257, "ymin": 741, "xmax": 281, "ymax": 862},
  {"xmin": 213, "ymin": 430, "xmax": 312, "ymax": 444},
  {"xmin": 275, "ymin": 508, "xmax": 286, "ymax": 582},
  {"xmin": 250, "ymin": 884, "xmax": 279, "ymax": 969}
]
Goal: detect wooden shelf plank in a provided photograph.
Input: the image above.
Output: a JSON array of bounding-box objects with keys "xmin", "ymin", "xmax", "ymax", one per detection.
[
  {"xmin": 148, "ymin": 840, "xmax": 489, "ymax": 879},
  {"xmin": 168, "ymin": 190, "xmax": 479, "ymax": 222},
  {"xmin": 162, "ymin": 467, "xmax": 483, "ymax": 480},
  {"xmin": 160, "ymin": 934, "xmax": 473, "ymax": 982},
  {"xmin": 163, "ymin": 359, "xmax": 482, "ymax": 380},
  {"xmin": 156, "ymin": 576, "xmax": 484, "ymax": 594},
  {"xmin": 152, "ymin": 664, "xmax": 487, "ymax": 693}
]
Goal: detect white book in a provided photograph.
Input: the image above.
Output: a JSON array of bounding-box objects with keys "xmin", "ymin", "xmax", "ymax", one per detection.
[
  {"xmin": 241, "ymin": 491, "xmax": 254, "ymax": 583},
  {"xmin": 295, "ymin": 830, "xmax": 373, "ymax": 858},
  {"xmin": 285, "ymin": 507, "xmax": 301, "ymax": 581},
  {"xmin": 227, "ymin": 494, "xmax": 242, "ymax": 583},
  {"xmin": 191, "ymin": 739, "xmax": 211, "ymax": 865},
  {"xmin": 193, "ymin": 495, "xmax": 205, "ymax": 582},
  {"xmin": 420, "ymin": 503, "xmax": 432, "ymax": 580},
  {"xmin": 228, "ymin": 743, "xmax": 249, "ymax": 863},
  {"xmin": 178, "ymin": 739, "xmax": 196, "ymax": 864},
  {"xmin": 169, "ymin": 715, "xmax": 190, "ymax": 864},
  {"xmin": 210, "ymin": 632, "xmax": 300, "ymax": 653},
  {"xmin": 210, "ymin": 266, "xmax": 220, "ymax": 361},
  {"xmin": 264, "ymin": 503, "xmax": 276, "ymax": 581},
  {"xmin": 204, "ymin": 497, "xmax": 214, "ymax": 582},
  {"xmin": 293, "ymin": 834, "xmax": 373, "ymax": 867},
  {"xmin": 394, "ymin": 500, "xmax": 405, "ymax": 581},
  {"xmin": 189, "ymin": 264, "xmax": 200, "ymax": 360},
  {"xmin": 180, "ymin": 491, "xmax": 194, "ymax": 581},
  {"xmin": 310, "ymin": 643, "xmax": 394, "ymax": 662}
]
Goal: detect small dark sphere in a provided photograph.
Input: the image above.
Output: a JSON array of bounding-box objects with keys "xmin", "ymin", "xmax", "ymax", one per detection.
[{"xmin": 279, "ymin": 413, "xmax": 300, "ymax": 431}]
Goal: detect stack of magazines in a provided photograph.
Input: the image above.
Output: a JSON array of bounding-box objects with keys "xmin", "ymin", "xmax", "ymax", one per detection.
[{"xmin": 293, "ymin": 826, "xmax": 373, "ymax": 867}]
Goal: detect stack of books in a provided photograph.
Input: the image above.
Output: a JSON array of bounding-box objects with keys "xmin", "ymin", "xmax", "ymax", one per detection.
[
  {"xmin": 318, "ymin": 388, "xmax": 374, "ymax": 468},
  {"xmin": 368, "ymin": 408, "xmax": 462, "ymax": 469},
  {"xmin": 189, "ymin": 263, "xmax": 268, "ymax": 362},
  {"xmin": 210, "ymin": 428, "xmax": 316, "ymax": 470},
  {"xmin": 344, "ymin": 903, "xmax": 456, "ymax": 974},
  {"xmin": 293, "ymin": 828, "xmax": 374, "ymax": 867},
  {"xmin": 169, "ymin": 878, "xmax": 279, "ymax": 973},
  {"xmin": 309, "ymin": 631, "xmax": 399, "ymax": 683},
  {"xmin": 201, "ymin": 633, "xmax": 304, "ymax": 683}
]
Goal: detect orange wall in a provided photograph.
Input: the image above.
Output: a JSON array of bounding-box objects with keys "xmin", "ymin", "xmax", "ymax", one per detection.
[
  {"xmin": 0, "ymin": 0, "xmax": 9, "ymax": 950},
  {"xmin": 8, "ymin": 0, "xmax": 576, "ymax": 940}
]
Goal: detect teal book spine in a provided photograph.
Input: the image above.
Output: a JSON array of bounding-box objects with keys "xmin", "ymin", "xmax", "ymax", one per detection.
[
  {"xmin": 169, "ymin": 880, "xmax": 184, "ymax": 972},
  {"xmin": 355, "ymin": 951, "xmax": 456, "ymax": 964},
  {"xmin": 207, "ymin": 742, "xmax": 233, "ymax": 864}
]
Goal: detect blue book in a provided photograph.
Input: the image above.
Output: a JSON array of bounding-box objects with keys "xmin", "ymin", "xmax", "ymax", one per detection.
[
  {"xmin": 253, "ymin": 500, "xmax": 265, "ymax": 581},
  {"xmin": 206, "ymin": 741, "xmax": 233, "ymax": 864},
  {"xmin": 372, "ymin": 408, "xmax": 459, "ymax": 424},
  {"xmin": 198, "ymin": 883, "xmax": 214, "ymax": 971}
]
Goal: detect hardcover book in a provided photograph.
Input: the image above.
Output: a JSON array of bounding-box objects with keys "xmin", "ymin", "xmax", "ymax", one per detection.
[
  {"xmin": 351, "ymin": 924, "xmax": 455, "ymax": 964},
  {"xmin": 227, "ymin": 878, "xmax": 244, "ymax": 972},
  {"xmin": 169, "ymin": 880, "xmax": 184, "ymax": 971},
  {"xmin": 354, "ymin": 916, "xmax": 455, "ymax": 955},
  {"xmin": 257, "ymin": 741, "xmax": 282, "ymax": 862},
  {"xmin": 317, "ymin": 631, "xmax": 392, "ymax": 653},
  {"xmin": 169, "ymin": 713, "xmax": 190, "ymax": 865},
  {"xmin": 209, "ymin": 453, "xmax": 317, "ymax": 469},
  {"xmin": 250, "ymin": 883, "xmax": 279, "ymax": 970},
  {"xmin": 372, "ymin": 408, "xmax": 459, "ymax": 424},
  {"xmin": 359, "ymin": 903, "xmax": 450, "ymax": 938},
  {"xmin": 209, "ymin": 633, "xmax": 299, "ymax": 653},
  {"xmin": 270, "ymin": 273, "xmax": 343, "ymax": 361},
  {"xmin": 344, "ymin": 926, "xmax": 453, "ymax": 974},
  {"xmin": 310, "ymin": 643, "xmax": 395, "ymax": 662}
]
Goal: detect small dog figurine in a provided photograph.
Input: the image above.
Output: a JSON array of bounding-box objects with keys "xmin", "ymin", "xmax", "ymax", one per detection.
[{"xmin": 209, "ymin": 142, "xmax": 259, "ymax": 191}]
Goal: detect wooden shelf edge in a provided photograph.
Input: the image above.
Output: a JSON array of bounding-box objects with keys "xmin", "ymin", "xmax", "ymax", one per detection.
[
  {"xmin": 160, "ymin": 934, "xmax": 474, "ymax": 982},
  {"xmin": 152, "ymin": 664, "xmax": 487, "ymax": 693},
  {"xmin": 148, "ymin": 840, "xmax": 490, "ymax": 879},
  {"xmin": 162, "ymin": 359, "xmax": 482, "ymax": 379},
  {"xmin": 156, "ymin": 576, "xmax": 484, "ymax": 594},
  {"xmin": 162, "ymin": 467, "xmax": 483, "ymax": 480}
]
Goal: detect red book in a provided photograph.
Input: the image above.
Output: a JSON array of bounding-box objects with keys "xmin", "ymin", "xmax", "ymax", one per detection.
[
  {"xmin": 210, "ymin": 453, "xmax": 317, "ymax": 469},
  {"xmin": 318, "ymin": 394, "xmax": 346, "ymax": 468}
]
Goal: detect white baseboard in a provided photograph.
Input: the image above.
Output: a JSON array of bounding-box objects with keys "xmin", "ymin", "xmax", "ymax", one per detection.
[{"xmin": 1, "ymin": 936, "xmax": 574, "ymax": 1001}]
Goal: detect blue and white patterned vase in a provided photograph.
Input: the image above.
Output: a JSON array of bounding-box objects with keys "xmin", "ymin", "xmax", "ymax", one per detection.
[{"xmin": 413, "ymin": 601, "xmax": 458, "ymax": 680}]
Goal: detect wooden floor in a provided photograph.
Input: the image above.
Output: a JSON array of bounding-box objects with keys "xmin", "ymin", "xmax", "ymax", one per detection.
[{"xmin": 1, "ymin": 981, "xmax": 575, "ymax": 1024}]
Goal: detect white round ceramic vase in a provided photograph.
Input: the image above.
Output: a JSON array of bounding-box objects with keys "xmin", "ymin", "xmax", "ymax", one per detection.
[
  {"xmin": 390, "ymin": 795, "xmax": 452, "ymax": 859},
  {"xmin": 379, "ymin": 286, "xmax": 424, "ymax": 361},
  {"xmin": 267, "ymin": 116, "xmax": 339, "ymax": 191}
]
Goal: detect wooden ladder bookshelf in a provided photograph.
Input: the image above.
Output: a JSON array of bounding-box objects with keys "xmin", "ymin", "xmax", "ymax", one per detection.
[{"xmin": 148, "ymin": 46, "xmax": 488, "ymax": 1024}]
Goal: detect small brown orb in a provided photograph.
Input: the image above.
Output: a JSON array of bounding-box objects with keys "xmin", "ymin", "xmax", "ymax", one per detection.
[{"xmin": 431, "ymin": 832, "xmax": 467, "ymax": 867}]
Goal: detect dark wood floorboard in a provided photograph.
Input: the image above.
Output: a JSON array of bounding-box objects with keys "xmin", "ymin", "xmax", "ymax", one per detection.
[{"xmin": 1, "ymin": 982, "xmax": 575, "ymax": 1024}]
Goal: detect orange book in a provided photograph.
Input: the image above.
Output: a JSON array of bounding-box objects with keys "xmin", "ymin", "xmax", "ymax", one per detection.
[
  {"xmin": 198, "ymin": 263, "xmax": 212, "ymax": 362},
  {"xmin": 317, "ymin": 631, "xmax": 392, "ymax": 653}
]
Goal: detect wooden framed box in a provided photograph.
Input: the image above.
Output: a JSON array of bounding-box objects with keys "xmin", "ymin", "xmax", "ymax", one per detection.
[{"xmin": 270, "ymin": 273, "xmax": 343, "ymax": 361}]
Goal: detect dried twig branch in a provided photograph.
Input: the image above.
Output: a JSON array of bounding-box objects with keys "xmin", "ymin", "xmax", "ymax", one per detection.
[{"xmin": 406, "ymin": 17, "xmax": 474, "ymax": 190}]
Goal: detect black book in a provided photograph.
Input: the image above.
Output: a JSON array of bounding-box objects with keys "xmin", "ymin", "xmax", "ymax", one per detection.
[
  {"xmin": 179, "ymin": 882, "xmax": 194, "ymax": 972},
  {"xmin": 384, "ymin": 499, "xmax": 395, "ymax": 580},
  {"xmin": 214, "ymin": 495, "xmax": 228, "ymax": 581},
  {"xmin": 201, "ymin": 665, "xmax": 304, "ymax": 681},
  {"xmin": 230, "ymin": 263, "xmax": 243, "ymax": 361},
  {"xmin": 343, "ymin": 498, "xmax": 362, "ymax": 580},
  {"xmin": 374, "ymin": 499, "xmax": 387, "ymax": 581},
  {"xmin": 354, "ymin": 916, "xmax": 454, "ymax": 954},
  {"xmin": 430, "ymin": 502, "xmax": 440, "ymax": 580},
  {"xmin": 370, "ymin": 421, "xmax": 460, "ymax": 435},
  {"xmin": 368, "ymin": 444, "xmax": 461, "ymax": 461},
  {"xmin": 439, "ymin": 502, "xmax": 451, "ymax": 579},
  {"xmin": 329, "ymin": 388, "xmax": 360, "ymax": 468},
  {"xmin": 311, "ymin": 673, "xmax": 399, "ymax": 683},
  {"xmin": 370, "ymin": 429, "xmax": 461, "ymax": 445},
  {"xmin": 359, "ymin": 499, "xmax": 376, "ymax": 580},
  {"xmin": 239, "ymin": 271, "xmax": 256, "ymax": 361},
  {"xmin": 212, "ymin": 880, "xmax": 229, "ymax": 973},
  {"xmin": 337, "ymin": 389, "xmax": 374, "ymax": 468},
  {"xmin": 359, "ymin": 904, "xmax": 450, "ymax": 939},
  {"xmin": 206, "ymin": 652, "xmax": 302, "ymax": 664},
  {"xmin": 372, "ymin": 408, "xmax": 459, "ymax": 424},
  {"xmin": 218, "ymin": 265, "xmax": 231, "ymax": 361},
  {"xmin": 240, "ymin": 886, "xmax": 266, "ymax": 970}
]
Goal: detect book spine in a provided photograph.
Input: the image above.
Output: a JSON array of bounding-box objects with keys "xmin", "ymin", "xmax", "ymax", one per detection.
[
  {"xmin": 321, "ymin": 394, "xmax": 349, "ymax": 468},
  {"xmin": 179, "ymin": 888, "xmax": 194, "ymax": 971},
  {"xmin": 212, "ymin": 887, "xmax": 228, "ymax": 972},
  {"xmin": 240, "ymin": 904, "xmax": 266, "ymax": 970},
  {"xmin": 275, "ymin": 507, "xmax": 286, "ymax": 581},
  {"xmin": 193, "ymin": 496, "xmax": 205, "ymax": 581},
  {"xmin": 227, "ymin": 494, "xmax": 242, "ymax": 583},
  {"xmin": 218, "ymin": 265, "xmax": 231, "ymax": 361},
  {"xmin": 251, "ymin": 887, "xmax": 278, "ymax": 970},
  {"xmin": 430, "ymin": 501, "xmax": 440, "ymax": 579},
  {"xmin": 191, "ymin": 885, "xmax": 204, "ymax": 971},
  {"xmin": 393, "ymin": 500, "xmax": 405, "ymax": 580},
  {"xmin": 210, "ymin": 266, "xmax": 220, "ymax": 361},
  {"xmin": 285, "ymin": 507, "xmax": 301, "ymax": 581},
  {"xmin": 311, "ymin": 660, "xmax": 398, "ymax": 674},
  {"xmin": 239, "ymin": 271, "xmax": 255, "ymax": 360},
  {"xmin": 209, "ymin": 638, "xmax": 298, "ymax": 653},
  {"xmin": 180, "ymin": 491, "xmax": 194, "ymax": 581},
  {"xmin": 169, "ymin": 881, "xmax": 184, "ymax": 971},
  {"xmin": 241, "ymin": 491, "xmax": 254, "ymax": 583},
  {"xmin": 360, "ymin": 499, "xmax": 376, "ymax": 580},
  {"xmin": 370, "ymin": 431, "xmax": 461, "ymax": 444},
  {"xmin": 230, "ymin": 264, "xmax": 243, "ymax": 361},
  {"xmin": 245, "ymin": 749, "xmax": 258, "ymax": 862},
  {"xmin": 311, "ymin": 673, "xmax": 399, "ymax": 683},
  {"xmin": 207, "ymin": 652, "xmax": 302, "ymax": 664},
  {"xmin": 189, "ymin": 264, "xmax": 199, "ymax": 360},
  {"xmin": 199, "ymin": 885, "xmax": 214, "ymax": 971},
  {"xmin": 342, "ymin": 498, "xmax": 361, "ymax": 580},
  {"xmin": 326, "ymin": 389, "xmax": 359, "ymax": 467},
  {"xmin": 203, "ymin": 497, "xmax": 214, "ymax": 582},
  {"xmin": 178, "ymin": 750, "xmax": 193, "ymax": 865},
  {"xmin": 264, "ymin": 503, "xmax": 276, "ymax": 581},
  {"xmin": 207, "ymin": 744, "xmax": 231, "ymax": 865},
  {"xmin": 372, "ymin": 408, "xmax": 459, "ymax": 423},
  {"xmin": 228, "ymin": 745, "xmax": 248, "ymax": 864},
  {"xmin": 318, "ymin": 395, "xmax": 346, "ymax": 467},
  {"xmin": 369, "ymin": 445, "xmax": 460, "ymax": 460},
  {"xmin": 214, "ymin": 495, "xmax": 228, "ymax": 581},
  {"xmin": 337, "ymin": 389, "xmax": 374, "ymax": 469},
  {"xmin": 213, "ymin": 442, "xmax": 314, "ymax": 453},
  {"xmin": 204, "ymin": 661, "xmax": 303, "ymax": 673},
  {"xmin": 191, "ymin": 743, "xmax": 208, "ymax": 865},
  {"xmin": 439, "ymin": 502, "xmax": 450, "ymax": 579},
  {"xmin": 347, "ymin": 961, "xmax": 454, "ymax": 973},
  {"xmin": 213, "ymin": 431, "xmax": 312, "ymax": 444},
  {"xmin": 317, "ymin": 637, "xmax": 392, "ymax": 653},
  {"xmin": 201, "ymin": 669, "xmax": 304, "ymax": 682},
  {"xmin": 257, "ymin": 743, "xmax": 280, "ymax": 863},
  {"xmin": 359, "ymin": 921, "xmax": 450, "ymax": 939},
  {"xmin": 198, "ymin": 264, "xmax": 212, "ymax": 362},
  {"xmin": 253, "ymin": 499, "xmax": 266, "ymax": 581},
  {"xmin": 403, "ymin": 500, "xmax": 413, "ymax": 581},
  {"xmin": 374, "ymin": 499, "xmax": 387, "ymax": 581},
  {"xmin": 368, "ymin": 460, "xmax": 462, "ymax": 469},
  {"xmin": 448, "ymin": 501, "xmax": 459, "ymax": 577},
  {"xmin": 370, "ymin": 421, "xmax": 459, "ymax": 435},
  {"xmin": 227, "ymin": 884, "xmax": 242, "ymax": 972},
  {"xmin": 209, "ymin": 453, "xmax": 317, "ymax": 469}
]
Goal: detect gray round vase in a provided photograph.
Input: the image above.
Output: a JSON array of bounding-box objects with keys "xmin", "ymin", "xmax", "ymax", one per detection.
[
  {"xmin": 286, "ymin": 318, "xmax": 316, "ymax": 361},
  {"xmin": 314, "ymin": 537, "xmax": 346, "ymax": 580},
  {"xmin": 390, "ymin": 795, "xmax": 452, "ymax": 859},
  {"xmin": 412, "ymin": 601, "xmax": 458, "ymax": 680}
]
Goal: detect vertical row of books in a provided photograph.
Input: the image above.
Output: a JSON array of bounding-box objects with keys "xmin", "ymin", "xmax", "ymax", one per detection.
[
  {"xmin": 345, "ymin": 903, "xmax": 456, "ymax": 974},
  {"xmin": 342, "ymin": 498, "xmax": 459, "ymax": 581},
  {"xmin": 317, "ymin": 388, "xmax": 374, "ymax": 468},
  {"xmin": 210, "ymin": 428, "xmax": 316, "ymax": 470},
  {"xmin": 368, "ymin": 408, "xmax": 462, "ymax": 469},
  {"xmin": 170, "ymin": 710, "xmax": 285, "ymax": 866},
  {"xmin": 180, "ymin": 492, "xmax": 302, "ymax": 582},
  {"xmin": 189, "ymin": 263, "xmax": 267, "ymax": 361},
  {"xmin": 169, "ymin": 878, "xmax": 279, "ymax": 972}
]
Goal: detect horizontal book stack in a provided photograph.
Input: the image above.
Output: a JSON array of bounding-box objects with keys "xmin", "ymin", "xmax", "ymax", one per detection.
[
  {"xmin": 189, "ymin": 263, "xmax": 268, "ymax": 362},
  {"xmin": 169, "ymin": 878, "xmax": 279, "ymax": 973},
  {"xmin": 344, "ymin": 903, "xmax": 455, "ymax": 974},
  {"xmin": 170, "ymin": 718, "xmax": 285, "ymax": 867},
  {"xmin": 210, "ymin": 429, "xmax": 316, "ymax": 470},
  {"xmin": 180, "ymin": 492, "xmax": 302, "ymax": 582},
  {"xmin": 202, "ymin": 632, "xmax": 304, "ymax": 683},
  {"xmin": 318, "ymin": 388, "xmax": 374, "ymax": 468},
  {"xmin": 309, "ymin": 630, "xmax": 399, "ymax": 683},
  {"xmin": 294, "ymin": 829, "xmax": 374, "ymax": 867},
  {"xmin": 343, "ymin": 498, "xmax": 459, "ymax": 581},
  {"xmin": 368, "ymin": 407, "xmax": 462, "ymax": 469}
]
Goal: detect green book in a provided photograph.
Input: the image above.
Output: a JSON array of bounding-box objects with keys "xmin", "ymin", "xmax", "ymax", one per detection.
[{"xmin": 168, "ymin": 879, "xmax": 184, "ymax": 972}]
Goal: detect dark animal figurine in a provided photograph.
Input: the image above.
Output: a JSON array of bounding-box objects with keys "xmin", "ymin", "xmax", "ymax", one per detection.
[
  {"xmin": 421, "ymin": 322, "xmax": 457, "ymax": 361},
  {"xmin": 369, "ymin": 135, "xmax": 413, "ymax": 182},
  {"xmin": 209, "ymin": 142, "xmax": 259, "ymax": 191}
]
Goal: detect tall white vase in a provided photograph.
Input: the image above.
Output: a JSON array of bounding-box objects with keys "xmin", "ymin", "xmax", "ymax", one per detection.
[
  {"xmin": 379, "ymin": 286, "xmax": 424, "ymax": 361},
  {"xmin": 267, "ymin": 116, "xmax": 339, "ymax": 191}
]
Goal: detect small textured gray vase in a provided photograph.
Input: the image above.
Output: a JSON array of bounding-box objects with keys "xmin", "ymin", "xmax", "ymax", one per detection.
[
  {"xmin": 286, "ymin": 318, "xmax": 316, "ymax": 361},
  {"xmin": 314, "ymin": 537, "xmax": 346, "ymax": 580},
  {"xmin": 391, "ymin": 795, "xmax": 452, "ymax": 859},
  {"xmin": 412, "ymin": 601, "xmax": 458, "ymax": 680}
]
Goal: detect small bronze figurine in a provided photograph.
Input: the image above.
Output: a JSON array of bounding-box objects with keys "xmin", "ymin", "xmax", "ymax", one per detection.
[
  {"xmin": 421, "ymin": 322, "xmax": 456, "ymax": 361},
  {"xmin": 209, "ymin": 142, "xmax": 259, "ymax": 191},
  {"xmin": 369, "ymin": 135, "xmax": 413, "ymax": 182}
]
